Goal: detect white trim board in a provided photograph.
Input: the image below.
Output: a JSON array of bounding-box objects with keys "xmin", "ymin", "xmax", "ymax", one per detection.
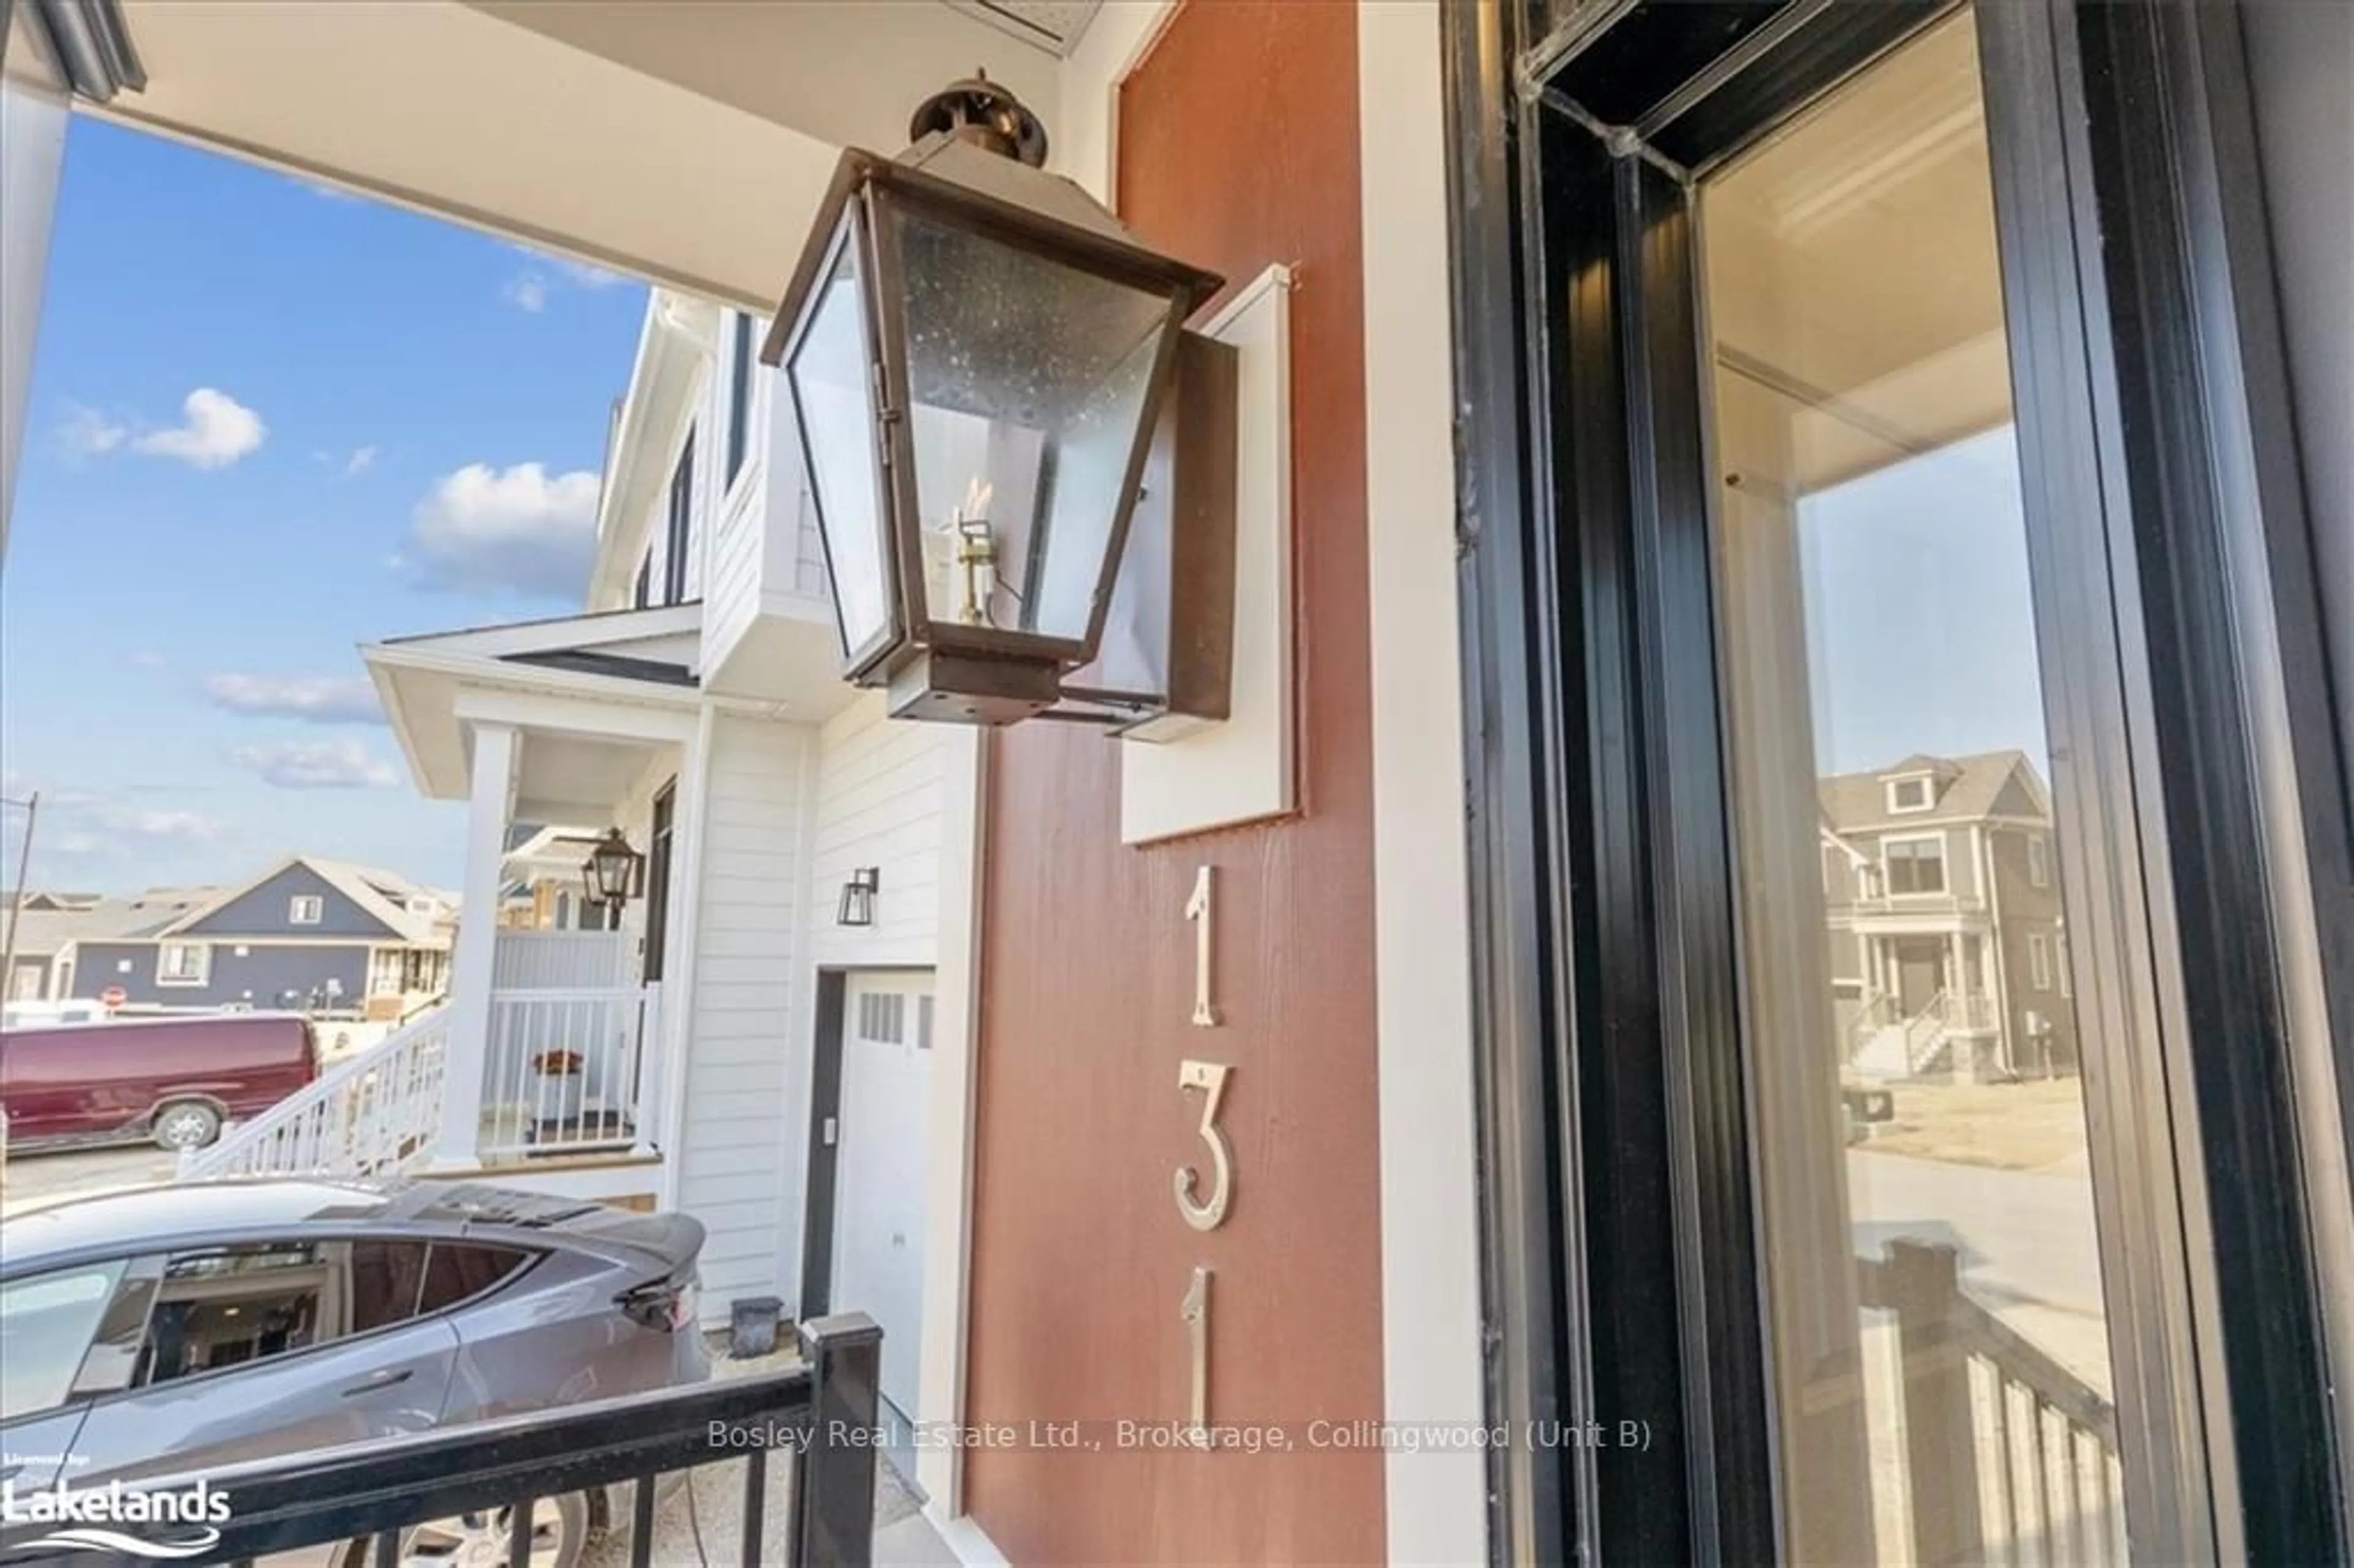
[
  {"xmin": 1359, "ymin": 1, "xmax": 1490, "ymax": 1561},
  {"xmin": 1119, "ymin": 264, "xmax": 1297, "ymax": 845}
]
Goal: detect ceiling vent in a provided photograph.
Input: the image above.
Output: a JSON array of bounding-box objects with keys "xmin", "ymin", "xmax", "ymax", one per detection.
[{"xmin": 941, "ymin": 1, "xmax": 1103, "ymax": 58}]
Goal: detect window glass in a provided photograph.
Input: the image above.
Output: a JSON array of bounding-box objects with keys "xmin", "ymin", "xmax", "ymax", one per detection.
[
  {"xmin": 158, "ymin": 942, "xmax": 208, "ymax": 983},
  {"xmin": 663, "ymin": 432, "xmax": 696, "ymax": 605},
  {"xmin": 0, "ymin": 1263, "xmax": 127, "ymax": 1420},
  {"xmin": 418, "ymin": 1244, "xmax": 530, "ymax": 1313},
  {"xmin": 1884, "ymin": 838, "xmax": 1947, "ymax": 894},
  {"xmin": 349, "ymin": 1239, "xmax": 432, "ymax": 1333},
  {"xmin": 1701, "ymin": 11, "xmax": 2125, "ymax": 1561},
  {"xmin": 70, "ymin": 1266, "xmax": 158, "ymax": 1399},
  {"xmin": 726, "ymin": 312, "xmax": 756, "ymax": 484},
  {"xmin": 137, "ymin": 1243, "xmax": 334, "ymax": 1385}
]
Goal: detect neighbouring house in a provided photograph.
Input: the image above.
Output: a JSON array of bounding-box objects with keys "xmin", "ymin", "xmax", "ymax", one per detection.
[
  {"xmin": 1820, "ymin": 750, "xmax": 2074, "ymax": 1080},
  {"xmin": 59, "ymin": 858, "xmax": 454, "ymax": 1019},
  {"xmin": 3, "ymin": 880, "xmax": 216, "ymax": 1003},
  {"xmin": 497, "ymin": 824, "xmax": 611, "ymax": 932},
  {"xmin": 294, "ymin": 279, "xmax": 965, "ymax": 1458},
  {"xmin": 1, "ymin": 886, "xmax": 212, "ymax": 1003}
]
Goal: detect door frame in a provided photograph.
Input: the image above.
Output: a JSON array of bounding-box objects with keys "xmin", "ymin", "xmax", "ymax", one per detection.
[
  {"xmin": 1440, "ymin": 0, "xmax": 2352, "ymax": 1562},
  {"xmin": 797, "ymin": 964, "xmax": 934, "ymax": 1323}
]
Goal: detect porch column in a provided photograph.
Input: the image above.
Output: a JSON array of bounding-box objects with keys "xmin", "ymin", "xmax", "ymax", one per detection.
[
  {"xmin": 430, "ymin": 720, "xmax": 519, "ymax": 1170},
  {"xmin": 0, "ymin": 7, "xmax": 71, "ymax": 563}
]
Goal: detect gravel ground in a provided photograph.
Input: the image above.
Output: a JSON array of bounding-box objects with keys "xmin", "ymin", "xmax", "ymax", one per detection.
[{"xmin": 579, "ymin": 1333, "xmax": 931, "ymax": 1568}]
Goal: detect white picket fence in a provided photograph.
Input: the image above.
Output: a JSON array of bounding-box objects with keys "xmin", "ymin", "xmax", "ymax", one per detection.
[{"xmin": 178, "ymin": 1006, "xmax": 451, "ymax": 1181}]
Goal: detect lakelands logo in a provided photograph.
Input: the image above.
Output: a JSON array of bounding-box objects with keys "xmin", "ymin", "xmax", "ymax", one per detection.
[{"xmin": 0, "ymin": 1479, "xmax": 232, "ymax": 1559}]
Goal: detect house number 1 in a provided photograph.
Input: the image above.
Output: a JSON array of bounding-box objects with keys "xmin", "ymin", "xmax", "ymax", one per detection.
[
  {"xmin": 1185, "ymin": 866, "xmax": 1217, "ymax": 1027},
  {"xmin": 1180, "ymin": 1264, "xmax": 1213, "ymax": 1449}
]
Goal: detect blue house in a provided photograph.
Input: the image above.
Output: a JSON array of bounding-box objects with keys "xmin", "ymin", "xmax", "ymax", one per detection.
[{"xmin": 64, "ymin": 856, "xmax": 456, "ymax": 1018}]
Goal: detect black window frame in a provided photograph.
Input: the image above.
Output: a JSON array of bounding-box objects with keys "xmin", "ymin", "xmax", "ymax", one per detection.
[
  {"xmin": 663, "ymin": 431, "xmax": 696, "ymax": 606},
  {"xmin": 1442, "ymin": 0, "xmax": 2353, "ymax": 1562},
  {"xmin": 643, "ymin": 780, "xmax": 676, "ymax": 984}
]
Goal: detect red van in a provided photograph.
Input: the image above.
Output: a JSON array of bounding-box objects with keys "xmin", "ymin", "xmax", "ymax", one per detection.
[{"xmin": 0, "ymin": 1012, "xmax": 318, "ymax": 1152}]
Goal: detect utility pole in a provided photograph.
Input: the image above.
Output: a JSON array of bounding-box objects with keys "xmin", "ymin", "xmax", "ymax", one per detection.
[{"xmin": 0, "ymin": 791, "xmax": 36, "ymax": 1001}]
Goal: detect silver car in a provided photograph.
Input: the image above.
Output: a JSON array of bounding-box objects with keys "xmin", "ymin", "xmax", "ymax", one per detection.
[{"xmin": 0, "ymin": 1178, "xmax": 709, "ymax": 1567}]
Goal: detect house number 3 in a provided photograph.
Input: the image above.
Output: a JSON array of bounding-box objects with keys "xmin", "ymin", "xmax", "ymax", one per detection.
[{"xmin": 1174, "ymin": 1059, "xmax": 1234, "ymax": 1231}]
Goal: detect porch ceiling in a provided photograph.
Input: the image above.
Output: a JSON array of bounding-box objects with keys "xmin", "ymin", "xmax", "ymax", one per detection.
[
  {"xmin": 512, "ymin": 733, "xmax": 669, "ymax": 826},
  {"xmin": 97, "ymin": 1, "xmax": 1064, "ymax": 308},
  {"xmin": 364, "ymin": 605, "xmax": 703, "ymax": 804}
]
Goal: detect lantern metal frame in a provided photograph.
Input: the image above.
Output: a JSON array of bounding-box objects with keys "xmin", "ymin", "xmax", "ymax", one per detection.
[
  {"xmin": 836, "ymin": 867, "xmax": 880, "ymax": 928},
  {"xmin": 580, "ymin": 828, "xmax": 646, "ymax": 911},
  {"xmin": 764, "ymin": 96, "xmax": 1226, "ymax": 725}
]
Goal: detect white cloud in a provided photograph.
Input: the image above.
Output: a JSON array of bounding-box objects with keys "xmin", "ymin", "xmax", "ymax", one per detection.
[
  {"xmin": 345, "ymin": 446, "xmax": 378, "ymax": 478},
  {"xmin": 405, "ymin": 461, "xmax": 600, "ymax": 598},
  {"xmin": 554, "ymin": 259, "xmax": 626, "ymax": 289},
  {"xmin": 1, "ymin": 783, "xmax": 230, "ymax": 883},
  {"xmin": 501, "ymin": 243, "xmax": 630, "ymax": 310},
  {"xmin": 128, "ymin": 651, "xmax": 170, "ymax": 670},
  {"xmin": 112, "ymin": 808, "xmax": 232, "ymax": 842},
  {"xmin": 130, "ymin": 388, "xmax": 266, "ymax": 468},
  {"xmin": 60, "ymin": 405, "xmax": 128, "ymax": 457},
  {"xmin": 229, "ymin": 738, "xmax": 400, "ymax": 790},
  {"xmin": 204, "ymin": 673, "xmax": 383, "ymax": 725}
]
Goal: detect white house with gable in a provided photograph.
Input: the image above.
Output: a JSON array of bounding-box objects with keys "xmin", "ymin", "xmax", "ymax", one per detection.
[{"xmin": 187, "ymin": 288, "xmax": 973, "ymax": 1431}]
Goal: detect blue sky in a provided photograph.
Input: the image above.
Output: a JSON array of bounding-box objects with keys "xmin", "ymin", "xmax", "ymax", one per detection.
[
  {"xmin": 1, "ymin": 118, "xmax": 647, "ymax": 895},
  {"xmin": 1799, "ymin": 425, "xmax": 2052, "ymax": 782}
]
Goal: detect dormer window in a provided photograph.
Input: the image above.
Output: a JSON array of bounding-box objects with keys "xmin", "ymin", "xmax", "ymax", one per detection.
[
  {"xmin": 289, "ymin": 894, "xmax": 324, "ymax": 924},
  {"xmin": 1884, "ymin": 774, "xmax": 1935, "ymax": 813}
]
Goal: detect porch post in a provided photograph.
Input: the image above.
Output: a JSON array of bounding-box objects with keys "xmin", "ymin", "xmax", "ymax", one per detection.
[{"xmin": 431, "ymin": 720, "xmax": 518, "ymax": 1170}]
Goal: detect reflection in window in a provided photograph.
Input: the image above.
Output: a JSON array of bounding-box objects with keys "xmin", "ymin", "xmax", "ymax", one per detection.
[
  {"xmin": 1701, "ymin": 10, "xmax": 2127, "ymax": 1563},
  {"xmin": 0, "ymin": 1262, "xmax": 126, "ymax": 1420},
  {"xmin": 141, "ymin": 1246, "xmax": 329, "ymax": 1385}
]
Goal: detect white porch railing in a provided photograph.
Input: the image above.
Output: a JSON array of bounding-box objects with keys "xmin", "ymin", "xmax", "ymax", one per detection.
[
  {"xmin": 479, "ymin": 984, "xmax": 661, "ymax": 1162},
  {"xmin": 178, "ymin": 1007, "xmax": 450, "ymax": 1181},
  {"xmin": 491, "ymin": 928, "xmax": 634, "ymax": 989}
]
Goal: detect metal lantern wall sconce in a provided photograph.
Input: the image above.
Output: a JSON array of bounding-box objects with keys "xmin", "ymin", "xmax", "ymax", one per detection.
[
  {"xmin": 837, "ymin": 867, "xmax": 880, "ymax": 928},
  {"xmin": 764, "ymin": 73, "xmax": 1240, "ymax": 733},
  {"xmin": 581, "ymin": 828, "xmax": 646, "ymax": 911}
]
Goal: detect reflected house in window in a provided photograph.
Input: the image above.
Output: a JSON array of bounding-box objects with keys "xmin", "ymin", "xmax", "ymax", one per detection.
[{"xmin": 1819, "ymin": 750, "xmax": 2073, "ymax": 1081}]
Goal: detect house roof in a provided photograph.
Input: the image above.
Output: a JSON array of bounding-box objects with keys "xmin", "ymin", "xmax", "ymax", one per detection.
[
  {"xmin": 1817, "ymin": 749, "xmax": 2051, "ymax": 833},
  {"xmin": 0, "ymin": 888, "xmax": 219, "ymax": 956},
  {"xmin": 153, "ymin": 856, "xmax": 454, "ymax": 948}
]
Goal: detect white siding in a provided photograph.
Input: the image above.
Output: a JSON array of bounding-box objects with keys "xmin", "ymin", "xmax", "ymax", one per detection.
[
  {"xmin": 676, "ymin": 715, "xmax": 810, "ymax": 1307},
  {"xmin": 806, "ymin": 692, "xmax": 949, "ymax": 970}
]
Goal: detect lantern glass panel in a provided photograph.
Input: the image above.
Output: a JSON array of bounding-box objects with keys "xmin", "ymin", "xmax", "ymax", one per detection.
[
  {"xmin": 885, "ymin": 204, "xmax": 1177, "ymax": 644},
  {"xmin": 787, "ymin": 230, "xmax": 895, "ymax": 663}
]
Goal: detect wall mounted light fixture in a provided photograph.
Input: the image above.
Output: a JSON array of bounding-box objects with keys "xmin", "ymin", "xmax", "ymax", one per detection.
[
  {"xmin": 838, "ymin": 867, "xmax": 881, "ymax": 927},
  {"xmin": 581, "ymin": 828, "xmax": 646, "ymax": 912},
  {"xmin": 765, "ymin": 72, "xmax": 1238, "ymax": 733}
]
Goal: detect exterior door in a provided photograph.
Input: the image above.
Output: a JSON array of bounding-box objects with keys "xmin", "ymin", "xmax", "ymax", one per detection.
[
  {"xmin": 1446, "ymin": 0, "xmax": 2351, "ymax": 1562},
  {"xmin": 829, "ymin": 972, "xmax": 932, "ymax": 1423}
]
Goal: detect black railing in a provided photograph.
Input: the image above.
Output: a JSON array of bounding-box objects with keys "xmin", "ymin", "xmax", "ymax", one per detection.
[
  {"xmin": 0, "ymin": 1314, "xmax": 881, "ymax": 1568},
  {"xmin": 1859, "ymin": 1240, "xmax": 2125, "ymax": 1566}
]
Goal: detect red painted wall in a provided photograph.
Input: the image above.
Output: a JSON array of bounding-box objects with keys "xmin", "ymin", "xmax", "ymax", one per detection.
[{"xmin": 960, "ymin": 3, "xmax": 1384, "ymax": 1560}]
